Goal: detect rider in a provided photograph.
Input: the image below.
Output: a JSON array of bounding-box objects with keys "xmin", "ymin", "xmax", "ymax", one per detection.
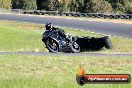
[{"xmin": 45, "ymin": 23, "xmax": 67, "ymax": 38}]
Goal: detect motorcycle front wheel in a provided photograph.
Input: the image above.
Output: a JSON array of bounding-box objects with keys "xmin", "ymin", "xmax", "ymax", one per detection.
[{"xmin": 46, "ymin": 39, "xmax": 59, "ymax": 53}]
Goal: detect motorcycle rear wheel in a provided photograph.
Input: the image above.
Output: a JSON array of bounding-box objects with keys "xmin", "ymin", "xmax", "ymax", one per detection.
[{"xmin": 70, "ymin": 42, "xmax": 80, "ymax": 53}]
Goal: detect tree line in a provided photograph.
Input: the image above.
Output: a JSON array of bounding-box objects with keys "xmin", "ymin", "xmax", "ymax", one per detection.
[{"xmin": 0, "ymin": 0, "xmax": 132, "ymax": 14}]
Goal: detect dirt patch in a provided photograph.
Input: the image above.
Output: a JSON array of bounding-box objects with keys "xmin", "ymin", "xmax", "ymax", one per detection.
[{"xmin": 99, "ymin": 59, "xmax": 132, "ymax": 66}]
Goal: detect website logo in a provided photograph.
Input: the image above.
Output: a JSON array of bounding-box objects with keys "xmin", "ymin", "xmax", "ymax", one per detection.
[{"xmin": 76, "ymin": 66, "xmax": 131, "ymax": 85}]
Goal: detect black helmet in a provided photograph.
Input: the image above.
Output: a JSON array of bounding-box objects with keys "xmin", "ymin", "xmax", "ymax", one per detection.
[{"xmin": 45, "ymin": 23, "xmax": 53, "ymax": 30}]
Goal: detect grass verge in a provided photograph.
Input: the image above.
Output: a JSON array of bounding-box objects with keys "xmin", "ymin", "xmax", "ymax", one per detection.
[
  {"xmin": 0, "ymin": 20, "xmax": 132, "ymax": 88},
  {"xmin": 0, "ymin": 55, "xmax": 131, "ymax": 88},
  {"xmin": 0, "ymin": 20, "xmax": 132, "ymax": 53},
  {"xmin": 21, "ymin": 14, "xmax": 132, "ymax": 25}
]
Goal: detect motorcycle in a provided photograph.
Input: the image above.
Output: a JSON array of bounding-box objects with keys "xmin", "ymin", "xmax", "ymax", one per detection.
[
  {"xmin": 42, "ymin": 30, "xmax": 80, "ymax": 53},
  {"xmin": 42, "ymin": 29, "xmax": 112, "ymax": 53}
]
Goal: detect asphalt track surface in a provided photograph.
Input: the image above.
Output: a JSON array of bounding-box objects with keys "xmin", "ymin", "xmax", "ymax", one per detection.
[
  {"xmin": 0, "ymin": 52, "xmax": 132, "ymax": 56},
  {"xmin": 0, "ymin": 14, "xmax": 132, "ymax": 56},
  {"xmin": 0, "ymin": 14, "xmax": 132, "ymax": 39}
]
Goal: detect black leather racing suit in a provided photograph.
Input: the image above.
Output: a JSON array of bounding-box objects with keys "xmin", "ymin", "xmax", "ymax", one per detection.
[{"xmin": 52, "ymin": 27, "xmax": 67, "ymax": 38}]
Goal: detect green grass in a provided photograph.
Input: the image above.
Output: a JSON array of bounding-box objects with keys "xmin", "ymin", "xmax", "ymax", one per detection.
[
  {"xmin": 0, "ymin": 55, "xmax": 131, "ymax": 88},
  {"xmin": 0, "ymin": 20, "xmax": 132, "ymax": 53},
  {"xmin": 0, "ymin": 21, "xmax": 46, "ymax": 52},
  {"xmin": 0, "ymin": 20, "xmax": 132, "ymax": 88}
]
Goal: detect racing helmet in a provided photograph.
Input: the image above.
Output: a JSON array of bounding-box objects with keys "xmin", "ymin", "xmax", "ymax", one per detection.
[{"xmin": 45, "ymin": 23, "xmax": 53, "ymax": 30}]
